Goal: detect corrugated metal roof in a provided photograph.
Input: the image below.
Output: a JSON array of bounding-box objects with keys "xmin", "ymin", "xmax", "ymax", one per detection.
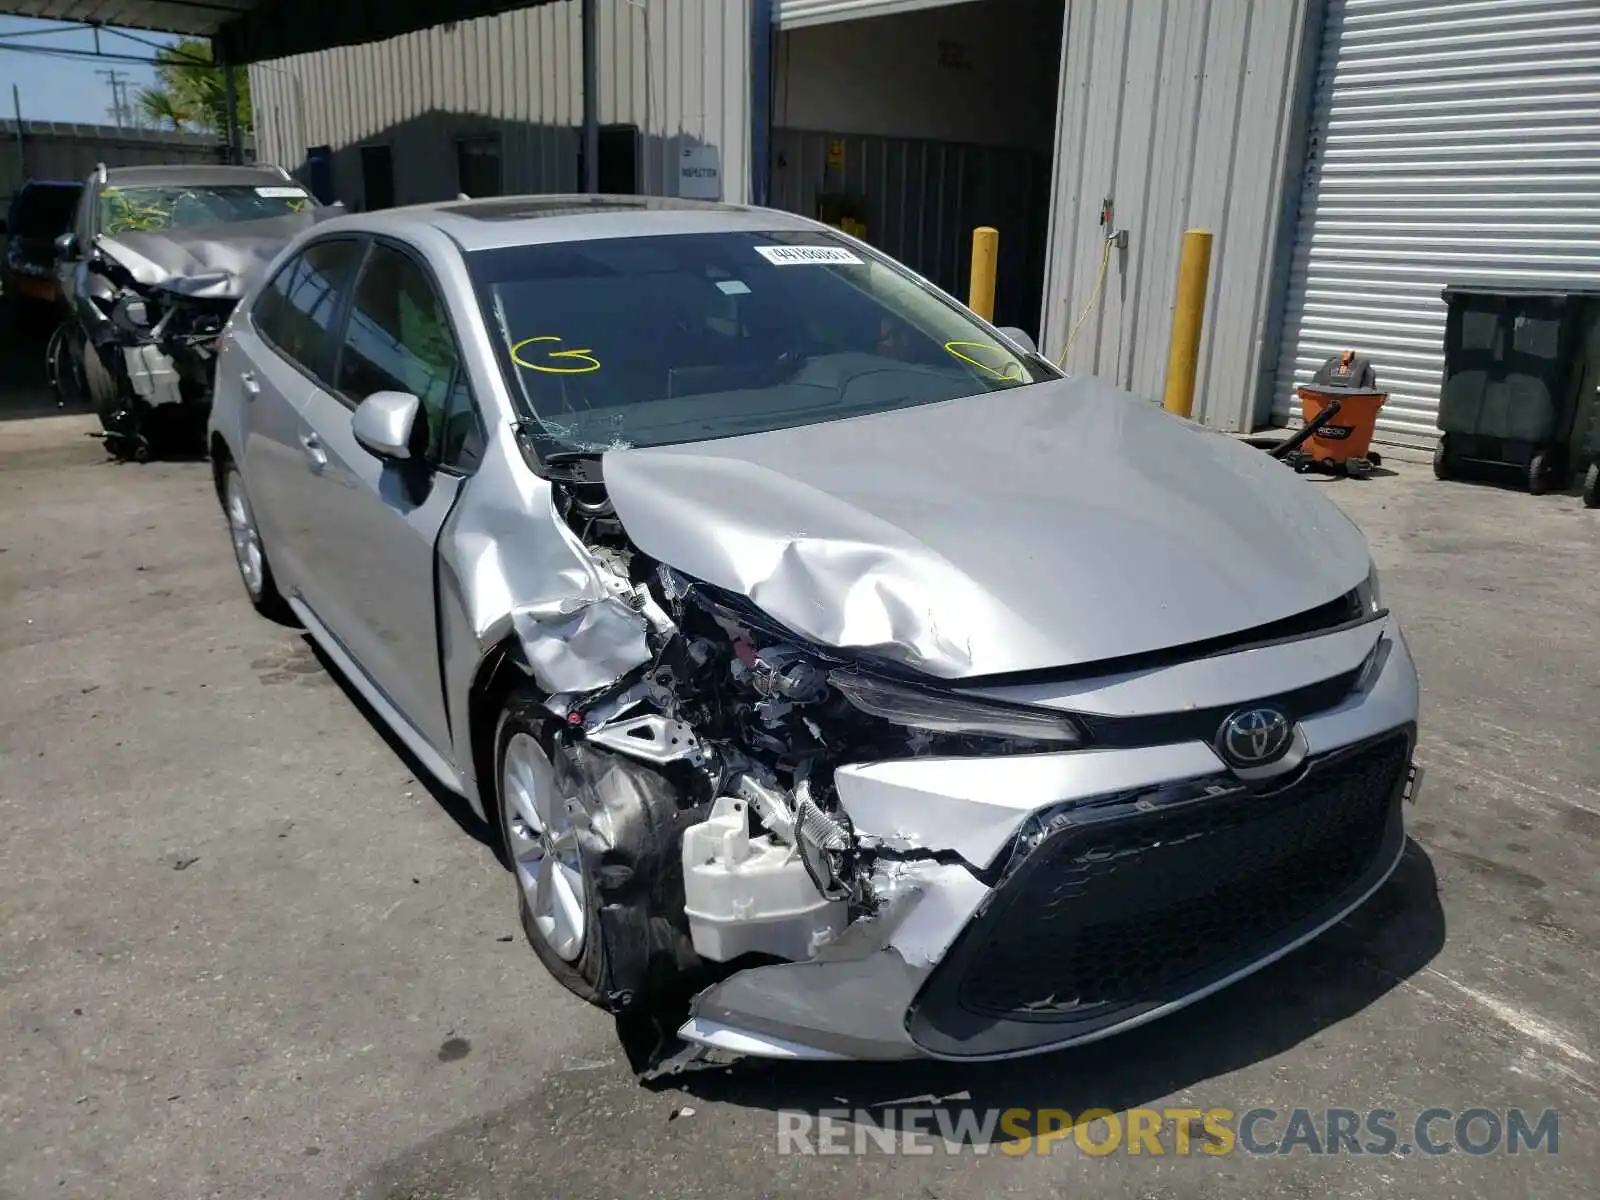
[
  {"xmin": 0, "ymin": 1, "xmax": 261, "ymax": 38},
  {"xmin": 0, "ymin": 1, "xmax": 562, "ymax": 63}
]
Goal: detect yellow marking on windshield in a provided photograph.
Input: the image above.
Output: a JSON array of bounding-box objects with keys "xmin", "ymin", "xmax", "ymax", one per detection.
[
  {"xmin": 943, "ymin": 340, "xmax": 1023, "ymax": 381},
  {"xmin": 510, "ymin": 335, "xmax": 601, "ymax": 375}
]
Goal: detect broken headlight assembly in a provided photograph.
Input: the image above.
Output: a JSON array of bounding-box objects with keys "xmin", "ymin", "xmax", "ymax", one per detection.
[{"xmin": 828, "ymin": 669, "xmax": 1085, "ymax": 745}]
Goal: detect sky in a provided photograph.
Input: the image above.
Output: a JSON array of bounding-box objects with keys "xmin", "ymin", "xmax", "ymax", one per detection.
[{"xmin": 0, "ymin": 18, "xmax": 178, "ymax": 125}]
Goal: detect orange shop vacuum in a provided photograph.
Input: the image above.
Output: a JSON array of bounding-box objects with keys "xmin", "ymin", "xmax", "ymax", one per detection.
[{"xmin": 1284, "ymin": 350, "xmax": 1388, "ymax": 479}]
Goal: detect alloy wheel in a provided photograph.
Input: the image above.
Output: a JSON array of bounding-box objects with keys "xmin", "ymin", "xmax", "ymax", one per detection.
[
  {"xmin": 224, "ymin": 469, "xmax": 265, "ymax": 600},
  {"xmin": 501, "ymin": 732, "xmax": 587, "ymax": 962}
]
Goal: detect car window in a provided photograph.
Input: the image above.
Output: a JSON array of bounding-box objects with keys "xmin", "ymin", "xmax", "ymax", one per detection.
[
  {"xmin": 98, "ymin": 184, "xmax": 312, "ymax": 234},
  {"xmin": 467, "ymin": 230, "xmax": 1055, "ymax": 456},
  {"xmin": 253, "ymin": 239, "xmax": 364, "ymax": 382},
  {"xmin": 336, "ymin": 243, "xmax": 481, "ymax": 469}
]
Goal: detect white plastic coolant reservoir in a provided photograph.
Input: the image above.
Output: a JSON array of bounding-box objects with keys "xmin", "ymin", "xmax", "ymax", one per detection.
[{"xmin": 681, "ymin": 793, "xmax": 846, "ymax": 963}]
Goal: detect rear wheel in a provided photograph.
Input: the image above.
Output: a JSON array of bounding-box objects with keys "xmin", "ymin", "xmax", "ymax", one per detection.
[
  {"xmin": 222, "ymin": 463, "xmax": 292, "ymax": 621},
  {"xmin": 1528, "ymin": 450, "xmax": 1551, "ymax": 496},
  {"xmin": 1432, "ymin": 437, "xmax": 1452, "ymax": 480}
]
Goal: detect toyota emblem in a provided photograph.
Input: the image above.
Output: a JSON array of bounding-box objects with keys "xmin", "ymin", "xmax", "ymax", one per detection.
[{"xmin": 1218, "ymin": 706, "xmax": 1294, "ymax": 768}]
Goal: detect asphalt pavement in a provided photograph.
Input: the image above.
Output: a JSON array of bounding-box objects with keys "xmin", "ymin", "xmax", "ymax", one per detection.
[{"xmin": 1, "ymin": 319, "xmax": 1596, "ymax": 1199}]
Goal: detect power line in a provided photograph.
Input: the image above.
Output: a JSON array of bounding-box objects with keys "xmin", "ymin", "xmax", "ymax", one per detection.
[{"xmin": 94, "ymin": 68, "xmax": 134, "ymax": 130}]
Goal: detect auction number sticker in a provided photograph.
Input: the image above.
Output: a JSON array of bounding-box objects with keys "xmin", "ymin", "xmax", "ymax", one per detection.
[
  {"xmin": 256, "ymin": 186, "xmax": 310, "ymax": 199},
  {"xmin": 754, "ymin": 245, "xmax": 862, "ymax": 266}
]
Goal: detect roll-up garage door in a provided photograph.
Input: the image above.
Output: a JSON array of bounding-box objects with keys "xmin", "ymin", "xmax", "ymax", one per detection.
[
  {"xmin": 1274, "ymin": 0, "xmax": 1600, "ymax": 445},
  {"xmin": 779, "ymin": 1, "xmax": 973, "ymax": 28}
]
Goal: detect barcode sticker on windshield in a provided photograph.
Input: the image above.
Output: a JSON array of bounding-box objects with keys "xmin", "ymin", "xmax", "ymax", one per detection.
[
  {"xmin": 753, "ymin": 245, "xmax": 862, "ymax": 266},
  {"xmin": 256, "ymin": 186, "xmax": 309, "ymax": 199}
]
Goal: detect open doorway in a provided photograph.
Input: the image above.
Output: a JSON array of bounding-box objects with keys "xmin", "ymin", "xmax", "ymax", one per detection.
[{"xmin": 770, "ymin": 0, "xmax": 1065, "ymax": 337}]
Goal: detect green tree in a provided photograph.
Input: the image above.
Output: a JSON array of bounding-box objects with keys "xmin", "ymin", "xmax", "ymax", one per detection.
[
  {"xmin": 135, "ymin": 87, "xmax": 193, "ymax": 131},
  {"xmin": 138, "ymin": 38, "xmax": 253, "ymax": 136}
]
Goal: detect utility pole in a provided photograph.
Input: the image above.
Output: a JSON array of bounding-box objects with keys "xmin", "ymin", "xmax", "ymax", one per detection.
[{"xmin": 95, "ymin": 69, "xmax": 131, "ymax": 129}]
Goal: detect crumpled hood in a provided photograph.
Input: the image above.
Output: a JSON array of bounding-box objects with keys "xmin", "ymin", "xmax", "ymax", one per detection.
[
  {"xmin": 97, "ymin": 208, "xmax": 331, "ymax": 299},
  {"xmin": 601, "ymin": 375, "xmax": 1373, "ymax": 680}
]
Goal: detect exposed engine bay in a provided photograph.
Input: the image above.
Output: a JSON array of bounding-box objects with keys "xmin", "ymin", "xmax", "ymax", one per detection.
[
  {"xmin": 87, "ymin": 259, "xmax": 237, "ymax": 459},
  {"xmin": 513, "ymin": 456, "xmax": 1088, "ymax": 1077},
  {"xmin": 77, "ymin": 207, "xmax": 340, "ymax": 460}
]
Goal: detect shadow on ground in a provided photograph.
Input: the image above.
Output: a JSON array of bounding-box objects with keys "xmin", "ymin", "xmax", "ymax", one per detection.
[
  {"xmin": 300, "ymin": 632, "xmax": 498, "ymax": 851},
  {"xmin": 349, "ymin": 842, "xmax": 1444, "ymax": 1197}
]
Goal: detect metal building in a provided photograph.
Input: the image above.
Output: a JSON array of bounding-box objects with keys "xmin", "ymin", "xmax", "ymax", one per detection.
[
  {"xmin": 251, "ymin": 0, "xmax": 752, "ymax": 209},
  {"xmin": 237, "ymin": 0, "xmax": 1600, "ymax": 445},
  {"xmin": 1274, "ymin": 0, "xmax": 1600, "ymax": 444}
]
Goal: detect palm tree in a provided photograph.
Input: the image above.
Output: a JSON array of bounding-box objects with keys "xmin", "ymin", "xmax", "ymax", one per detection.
[{"xmin": 136, "ymin": 88, "xmax": 193, "ymax": 132}]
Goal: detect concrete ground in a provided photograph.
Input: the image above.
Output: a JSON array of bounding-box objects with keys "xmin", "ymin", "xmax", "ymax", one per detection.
[{"xmin": 0, "ymin": 315, "xmax": 1596, "ymax": 1199}]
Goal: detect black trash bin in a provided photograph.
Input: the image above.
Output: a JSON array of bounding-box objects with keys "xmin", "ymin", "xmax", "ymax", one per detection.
[
  {"xmin": 1566, "ymin": 301, "xmax": 1600, "ymax": 507},
  {"xmin": 1433, "ymin": 287, "xmax": 1591, "ymax": 494}
]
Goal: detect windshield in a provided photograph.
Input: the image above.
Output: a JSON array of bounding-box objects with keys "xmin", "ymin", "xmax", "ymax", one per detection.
[
  {"xmin": 469, "ymin": 230, "xmax": 1055, "ymax": 453},
  {"xmin": 99, "ymin": 184, "xmax": 312, "ymax": 235},
  {"xmin": 11, "ymin": 184, "xmax": 82, "ymax": 237}
]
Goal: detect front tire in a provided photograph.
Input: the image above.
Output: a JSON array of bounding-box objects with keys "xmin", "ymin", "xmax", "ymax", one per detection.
[
  {"xmin": 222, "ymin": 462, "xmax": 292, "ymax": 621},
  {"xmin": 495, "ymin": 704, "xmax": 608, "ymax": 1004},
  {"xmin": 1584, "ymin": 461, "xmax": 1599, "ymax": 509}
]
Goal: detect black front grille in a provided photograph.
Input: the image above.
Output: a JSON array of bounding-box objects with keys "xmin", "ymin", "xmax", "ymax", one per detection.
[{"xmin": 908, "ymin": 729, "xmax": 1412, "ymax": 1055}]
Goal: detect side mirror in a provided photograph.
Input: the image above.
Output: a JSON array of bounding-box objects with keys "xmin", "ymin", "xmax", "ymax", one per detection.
[
  {"xmin": 998, "ymin": 326, "xmax": 1037, "ymax": 355},
  {"xmin": 54, "ymin": 231, "xmax": 79, "ymax": 261},
  {"xmin": 351, "ymin": 390, "xmax": 421, "ymax": 461}
]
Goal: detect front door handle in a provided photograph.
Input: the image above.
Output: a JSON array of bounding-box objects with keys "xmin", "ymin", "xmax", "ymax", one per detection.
[
  {"xmin": 240, "ymin": 371, "xmax": 261, "ymax": 398},
  {"xmin": 299, "ymin": 432, "xmax": 328, "ymax": 470}
]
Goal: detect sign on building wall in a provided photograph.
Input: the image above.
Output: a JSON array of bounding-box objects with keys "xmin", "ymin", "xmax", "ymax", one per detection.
[{"xmin": 678, "ymin": 145, "xmax": 721, "ymax": 200}]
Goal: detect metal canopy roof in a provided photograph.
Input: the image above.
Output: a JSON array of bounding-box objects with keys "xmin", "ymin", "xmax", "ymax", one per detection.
[{"xmin": 0, "ymin": 1, "xmax": 554, "ymax": 64}]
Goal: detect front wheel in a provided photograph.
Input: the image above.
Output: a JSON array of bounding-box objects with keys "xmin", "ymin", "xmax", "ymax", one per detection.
[
  {"xmin": 1583, "ymin": 461, "xmax": 1599, "ymax": 509},
  {"xmin": 1433, "ymin": 437, "xmax": 1452, "ymax": 481},
  {"xmin": 496, "ymin": 706, "xmax": 608, "ymax": 1004}
]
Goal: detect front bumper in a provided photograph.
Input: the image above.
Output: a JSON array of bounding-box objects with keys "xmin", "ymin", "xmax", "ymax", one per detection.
[{"xmin": 680, "ymin": 616, "xmax": 1420, "ymax": 1061}]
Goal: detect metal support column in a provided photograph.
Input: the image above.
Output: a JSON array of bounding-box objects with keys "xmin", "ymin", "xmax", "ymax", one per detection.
[
  {"xmin": 750, "ymin": 0, "xmax": 774, "ymax": 206},
  {"xmin": 223, "ymin": 63, "xmax": 242, "ymax": 165},
  {"xmin": 581, "ymin": 0, "xmax": 599, "ymax": 193}
]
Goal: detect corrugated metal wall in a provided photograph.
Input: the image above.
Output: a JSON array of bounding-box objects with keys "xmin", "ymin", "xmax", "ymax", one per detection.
[
  {"xmin": 771, "ymin": 128, "xmax": 1050, "ymax": 328},
  {"xmin": 1273, "ymin": 0, "xmax": 1600, "ymax": 445},
  {"xmin": 778, "ymin": 0, "xmax": 972, "ymax": 27},
  {"xmin": 1, "ymin": 121, "xmax": 248, "ymax": 210},
  {"xmin": 1040, "ymin": 0, "xmax": 1318, "ymax": 430},
  {"xmin": 250, "ymin": 0, "xmax": 749, "ymax": 208}
]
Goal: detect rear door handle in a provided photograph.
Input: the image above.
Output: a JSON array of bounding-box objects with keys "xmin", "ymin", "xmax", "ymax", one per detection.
[
  {"xmin": 299, "ymin": 432, "xmax": 328, "ymax": 469},
  {"xmin": 240, "ymin": 371, "xmax": 261, "ymax": 398}
]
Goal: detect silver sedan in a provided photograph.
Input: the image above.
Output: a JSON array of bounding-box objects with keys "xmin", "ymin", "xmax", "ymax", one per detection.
[{"xmin": 208, "ymin": 196, "xmax": 1420, "ymax": 1074}]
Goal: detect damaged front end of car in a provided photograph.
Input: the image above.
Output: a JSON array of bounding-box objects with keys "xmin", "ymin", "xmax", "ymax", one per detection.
[
  {"xmin": 470, "ymin": 399, "xmax": 1420, "ymax": 1079},
  {"xmin": 88, "ymin": 258, "xmax": 238, "ymax": 460},
  {"xmin": 78, "ymin": 210, "xmax": 336, "ymax": 460},
  {"xmin": 500, "ymin": 450, "xmax": 1031, "ymax": 1075}
]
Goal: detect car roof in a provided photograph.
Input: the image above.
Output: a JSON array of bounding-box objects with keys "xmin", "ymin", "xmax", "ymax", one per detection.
[
  {"xmin": 315, "ymin": 194, "xmax": 830, "ymax": 253},
  {"xmin": 19, "ymin": 180, "xmax": 82, "ymax": 191},
  {"xmin": 100, "ymin": 164, "xmax": 299, "ymax": 189}
]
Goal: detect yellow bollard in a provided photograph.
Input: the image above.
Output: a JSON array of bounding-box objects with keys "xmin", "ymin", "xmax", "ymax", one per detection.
[
  {"xmin": 1163, "ymin": 229, "xmax": 1213, "ymax": 418},
  {"xmin": 968, "ymin": 226, "xmax": 999, "ymax": 322}
]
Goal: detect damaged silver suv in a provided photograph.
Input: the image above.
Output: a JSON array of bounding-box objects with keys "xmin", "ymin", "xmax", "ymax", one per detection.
[
  {"xmin": 209, "ymin": 196, "xmax": 1420, "ymax": 1076},
  {"xmin": 57, "ymin": 163, "xmax": 335, "ymax": 460}
]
